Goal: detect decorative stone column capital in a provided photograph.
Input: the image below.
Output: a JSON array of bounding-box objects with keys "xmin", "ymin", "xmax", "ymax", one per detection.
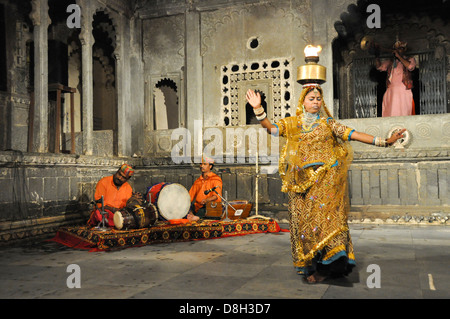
[
  {"xmin": 79, "ymin": 28, "xmax": 94, "ymax": 46},
  {"xmin": 29, "ymin": 0, "xmax": 51, "ymax": 27}
]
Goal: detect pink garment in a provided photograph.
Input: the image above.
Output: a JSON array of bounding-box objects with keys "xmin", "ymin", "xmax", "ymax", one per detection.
[{"xmin": 377, "ymin": 57, "xmax": 416, "ymax": 117}]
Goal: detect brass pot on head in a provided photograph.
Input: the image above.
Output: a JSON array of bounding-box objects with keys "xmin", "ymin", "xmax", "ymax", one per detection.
[{"xmin": 297, "ymin": 45, "xmax": 326, "ymax": 85}]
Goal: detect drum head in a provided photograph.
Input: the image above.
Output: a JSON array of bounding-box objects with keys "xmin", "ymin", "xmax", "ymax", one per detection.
[
  {"xmin": 157, "ymin": 183, "xmax": 191, "ymax": 220},
  {"xmin": 113, "ymin": 211, "xmax": 124, "ymax": 230}
]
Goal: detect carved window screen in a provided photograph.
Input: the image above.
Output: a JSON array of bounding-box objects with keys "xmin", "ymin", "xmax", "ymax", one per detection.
[
  {"xmin": 220, "ymin": 58, "xmax": 293, "ymax": 126},
  {"xmin": 352, "ymin": 57, "xmax": 378, "ymax": 118},
  {"xmin": 418, "ymin": 48, "xmax": 447, "ymax": 115}
]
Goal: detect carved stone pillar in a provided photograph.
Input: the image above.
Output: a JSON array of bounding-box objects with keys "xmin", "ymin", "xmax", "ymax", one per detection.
[
  {"xmin": 185, "ymin": 10, "xmax": 203, "ymax": 162},
  {"xmin": 78, "ymin": 0, "xmax": 94, "ymax": 155},
  {"xmin": 114, "ymin": 14, "xmax": 129, "ymax": 157},
  {"xmin": 29, "ymin": 0, "xmax": 50, "ymax": 153}
]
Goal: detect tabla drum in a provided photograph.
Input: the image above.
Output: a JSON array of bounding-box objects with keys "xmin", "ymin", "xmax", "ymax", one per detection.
[
  {"xmin": 146, "ymin": 182, "xmax": 191, "ymax": 220},
  {"xmin": 142, "ymin": 203, "xmax": 159, "ymax": 226},
  {"xmin": 114, "ymin": 204, "xmax": 158, "ymax": 230}
]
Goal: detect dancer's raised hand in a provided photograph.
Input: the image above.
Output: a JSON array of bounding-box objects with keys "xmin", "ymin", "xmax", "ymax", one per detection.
[{"xmin": 246, "ymin": 89, "xmax": 261, "ymax": 108}]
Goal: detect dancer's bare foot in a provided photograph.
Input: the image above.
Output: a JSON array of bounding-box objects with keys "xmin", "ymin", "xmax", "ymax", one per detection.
[{"xmin": 306, "ymin": 272, "xmax": 327, "ymax": 284}]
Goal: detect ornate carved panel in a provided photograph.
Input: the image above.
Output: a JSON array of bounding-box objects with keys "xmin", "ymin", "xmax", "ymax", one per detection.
[{"xmin": 220, "ymin": 57, "xmax": 293, "ymax": 126}]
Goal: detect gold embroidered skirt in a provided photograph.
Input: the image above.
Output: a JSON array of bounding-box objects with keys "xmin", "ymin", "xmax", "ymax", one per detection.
[{"xmin": 287, "ymin": 162, "xmax": 355, "ymax": 276}]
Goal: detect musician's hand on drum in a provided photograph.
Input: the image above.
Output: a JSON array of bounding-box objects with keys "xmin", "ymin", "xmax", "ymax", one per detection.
[
  {"xmin": 201, "ymin": 196, "xmax": 216, "ymax": 205},
  {"xmin": 132, "ymin": 192, "xmax": 143, "ymax": 199},
  {"xmin": 246, "ymin": 89, "xmax": 261, "ymax": 108},
  {"xmin": 131, "ymin": 192, "xmax": 144, "ymax": 205}
]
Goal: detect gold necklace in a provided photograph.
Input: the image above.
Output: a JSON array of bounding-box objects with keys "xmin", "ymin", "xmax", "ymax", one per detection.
[{"xmin": 299, "ymin": 113, "xmax": 320, "ymax": 131}]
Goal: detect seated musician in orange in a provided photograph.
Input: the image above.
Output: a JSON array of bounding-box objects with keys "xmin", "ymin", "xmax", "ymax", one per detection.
[
  {"xmin": 87, "ymin": 164, "xmax": 143, "ymax": 227},
  {"xmin": 188, "ymin": 156, "xmax": 223, "ymax": 218}
]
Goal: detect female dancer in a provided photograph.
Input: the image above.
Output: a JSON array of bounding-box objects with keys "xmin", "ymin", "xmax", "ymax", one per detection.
[{"xmin": 246, "ymin": 85, "xmax": 405, "ymax": 283}]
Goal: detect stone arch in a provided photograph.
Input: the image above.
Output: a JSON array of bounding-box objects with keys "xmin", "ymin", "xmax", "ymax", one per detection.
[
  {"xmin": 92, "ymin": 5, "xmax": 120, "ymax": 54},
  {"xmin": 153, "ymin": 78, "xmax": 179, "ymax": 130},
  {"xmin": 92, "ymin": 10, "xmax": 117, "ymax": 131}
]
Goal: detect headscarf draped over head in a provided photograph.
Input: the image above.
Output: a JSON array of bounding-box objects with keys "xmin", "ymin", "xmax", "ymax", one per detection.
[
  {"xmin": 119, "ymin": 164, "xmax": 134, "ymax": 178},
  {"xmin": 296, "ymin": 83, "xmax": 332, "ymax": 118}
]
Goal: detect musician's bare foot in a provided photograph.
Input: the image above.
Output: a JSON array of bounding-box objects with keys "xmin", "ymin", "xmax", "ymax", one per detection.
[
  {"xmin": 187, "ymin": 212, "xmax": 199, "ymax": 221},
  {"xmin": 306, "ymin": 272, "xmax": 327, "ymax": 284}
]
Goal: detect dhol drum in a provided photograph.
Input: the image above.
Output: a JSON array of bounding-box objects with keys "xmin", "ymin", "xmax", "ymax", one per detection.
[
  {"xmin": 114, "ymin": 204, "xmax": 158, "ymax": 230},
  {"xmin": 146, "ymin": 182, "xmax": 191, "ymax": 220}
]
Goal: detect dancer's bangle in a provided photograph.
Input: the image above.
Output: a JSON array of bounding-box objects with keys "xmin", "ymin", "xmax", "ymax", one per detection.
[
  {"xmin": 372, "ymin": 136, "xmax": 387, "ymax": 147},
  {"xmin": 253, "ymin": 106, "xmax": 264, "ymax": 115},
  {"xmin": 256, "ymin": 112, "xmax": 267, "ymax": 121}
]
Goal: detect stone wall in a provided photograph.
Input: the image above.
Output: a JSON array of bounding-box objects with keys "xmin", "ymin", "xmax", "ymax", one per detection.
[
  {"xmin": 0, "ymin": 151, "xmax": 140, "ymax": 243},
  {"xmin": 1, "ymin": 146, "xmax": 448, "ymax": 244}
]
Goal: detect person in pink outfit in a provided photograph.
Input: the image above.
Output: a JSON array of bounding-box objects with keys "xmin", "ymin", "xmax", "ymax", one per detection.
[{"xmin": 375, "ymin": 40, "xmax": 416, "ymax": 117}]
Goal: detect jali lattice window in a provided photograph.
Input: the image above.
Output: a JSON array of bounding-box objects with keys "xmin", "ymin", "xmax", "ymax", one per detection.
[{"xmin": 221, "ymin": 58, "xmax": 294, "ymax": 126}]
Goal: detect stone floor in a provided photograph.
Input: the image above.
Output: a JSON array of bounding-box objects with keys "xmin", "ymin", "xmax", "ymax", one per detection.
[{"xmin": 0, "ymin": 223, "xmax": 448, "ymax": 304}]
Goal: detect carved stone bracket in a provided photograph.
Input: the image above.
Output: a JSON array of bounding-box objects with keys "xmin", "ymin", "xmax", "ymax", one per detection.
[{"xmin": 29, "ymin": 0, "xmax": 51, "ymax": 27}]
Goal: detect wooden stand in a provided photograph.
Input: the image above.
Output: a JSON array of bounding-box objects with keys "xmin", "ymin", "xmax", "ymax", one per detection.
[
  {"xmin": 248, "ymin": 148, "xmax": 271, "ymax": 220},
  {"xmin": 28, "ymin": 83, "xmax": 77, "ymax": 153}
]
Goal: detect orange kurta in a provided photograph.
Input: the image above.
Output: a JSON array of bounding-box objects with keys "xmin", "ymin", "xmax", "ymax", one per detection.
[
  {"xmin": 189, "ymin": 172, "xmax": 222, "ymax": 213},
  {"xmin": 94, "ymin": 175, "xmax": 132, "ymax": 210},
  {"xmin": 88, "ymin": 175, "xmax": 133, "ymax": 227}
]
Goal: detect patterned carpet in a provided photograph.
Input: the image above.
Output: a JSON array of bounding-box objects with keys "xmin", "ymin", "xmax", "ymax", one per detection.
[{"xmin": 51, "ymin": 218, "xmax": 282, "ymax": 252}]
